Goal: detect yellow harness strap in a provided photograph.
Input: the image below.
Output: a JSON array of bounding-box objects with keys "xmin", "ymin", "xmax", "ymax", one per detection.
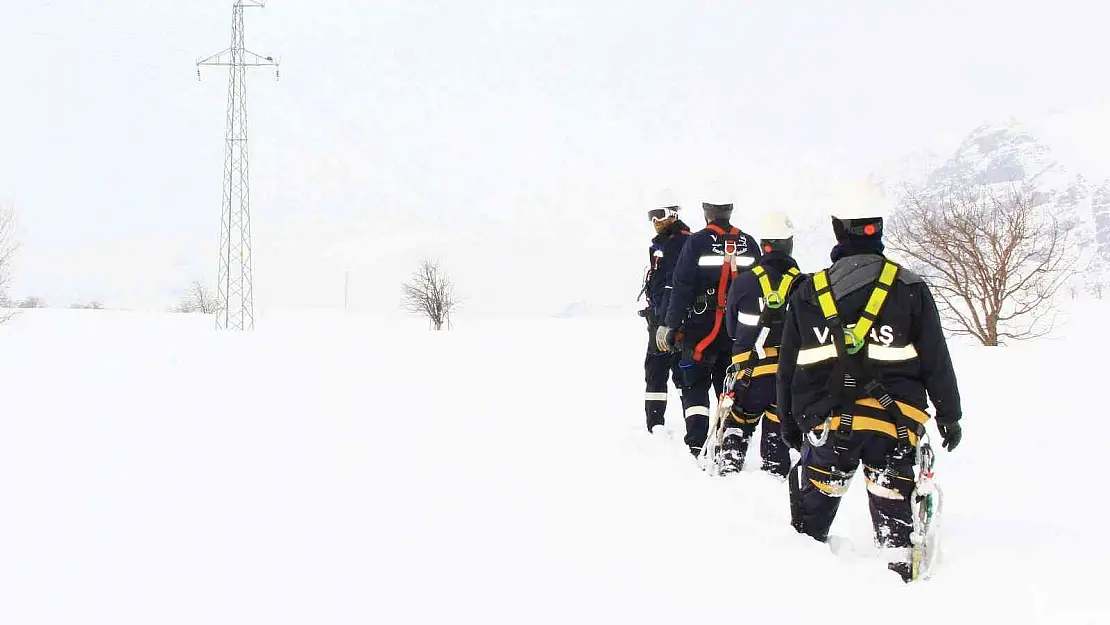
[
  {"xmin": 752, "ymin": 265, "xmax": 801, "ymax": 310},
  {"xmin": 812, "ymin": 261, "xmax": 898, "ymax": 354}
]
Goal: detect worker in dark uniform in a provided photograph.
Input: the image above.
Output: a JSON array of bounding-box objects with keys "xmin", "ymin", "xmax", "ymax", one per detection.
[
  {"xmin": 639, "ymin": 198, "xmax": 692, "ymax": 432},
  {"xmin": 716, "ymin": 211, "xmax": 805, "ymax": 477},
  {"xmin": 656, "ymin": 187, "xmax": 761, "ymax": 456},
  {"xmin": 777, "ymin": 198, "xmax": 963, "ymax": 582}
]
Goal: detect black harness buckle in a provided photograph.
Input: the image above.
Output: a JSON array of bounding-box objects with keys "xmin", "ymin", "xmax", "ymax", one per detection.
[{"xmin": 832, "ymin": 413, "xmax": 854, "ymax": 454}]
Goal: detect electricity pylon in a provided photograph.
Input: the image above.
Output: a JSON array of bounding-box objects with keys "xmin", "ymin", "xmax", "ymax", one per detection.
[{"xmin": 197, "ymin": 1, "xmax": 279, "ymax": 330}]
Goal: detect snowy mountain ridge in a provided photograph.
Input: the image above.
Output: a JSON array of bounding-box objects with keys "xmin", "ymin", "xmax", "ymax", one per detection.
[{"xmin": 874, "ymin": 118, "xmax": 1110, "ymax": 289}]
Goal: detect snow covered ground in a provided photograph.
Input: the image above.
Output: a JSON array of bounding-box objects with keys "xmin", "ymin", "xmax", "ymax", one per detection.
[{"xmin": 2, "ymin": 305, "xmax": 1106, "ymax": 624}]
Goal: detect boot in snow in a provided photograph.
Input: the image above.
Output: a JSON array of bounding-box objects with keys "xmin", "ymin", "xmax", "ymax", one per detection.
[{"xmin": 718, "ymin": 427, "xmax": 752, "ymax": 475}]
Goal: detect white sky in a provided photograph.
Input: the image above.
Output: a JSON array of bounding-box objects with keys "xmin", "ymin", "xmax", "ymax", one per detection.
[{"xmin": 3, "ymin": 0, "xmax": 1110, "ymax": 317}]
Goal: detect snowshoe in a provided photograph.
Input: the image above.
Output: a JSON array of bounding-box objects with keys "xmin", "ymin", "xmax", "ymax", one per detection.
[
  {"xmin": 698, "ymin": 363, "xmax": 740, "ymax": 475},
  {"xmin": 909, "ymin": 439, "xmax": 943, "ymax": 581}
]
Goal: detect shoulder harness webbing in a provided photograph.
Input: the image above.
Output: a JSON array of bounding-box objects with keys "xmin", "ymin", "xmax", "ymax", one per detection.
[
  {"xmin": 812, "ymin": 260, "xmax": 898, "ymax": 354},
  {"xmin": 810, "ymin": 260, "xmax": 922, "ymax": 453},
  {"xmin": 692, "ymin": 223, "xmax": 741, "ymax": 361},
  {"xmin": 729, "ymin": 265, "xmax": 802, "ymax": 403},
  {"xmin": 753, "ymin": 265, "xmax": 801, "ymax": 311}
]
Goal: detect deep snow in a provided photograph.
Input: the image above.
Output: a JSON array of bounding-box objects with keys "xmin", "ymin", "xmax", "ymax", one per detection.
[{"xmin": 2, "ymin": 306, "xmax": 1106, "ymax": 624}]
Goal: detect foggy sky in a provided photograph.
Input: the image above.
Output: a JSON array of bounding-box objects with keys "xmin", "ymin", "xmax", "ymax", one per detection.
[{"xmin": 2, "ymin": 0, "xmax": 1109, "ymax": 317}]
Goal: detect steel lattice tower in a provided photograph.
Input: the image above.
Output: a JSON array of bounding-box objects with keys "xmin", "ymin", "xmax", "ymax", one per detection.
[{"xmin": 197, "ymin": 0, "xmax": 279, "ymax": 330}]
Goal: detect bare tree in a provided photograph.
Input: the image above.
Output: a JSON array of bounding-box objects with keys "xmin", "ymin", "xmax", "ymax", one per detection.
[
  {"xmin": 1087, "ymin": 250, "xmax": 1110, "ymax": 300},
  {"xmin": 401, "ymin": 259, "xmax": 459, "ymax": 330},
  {"xmin": 0, "ymin": 205, "xmax": 17, "ymax": 309},
  {"xmin": 1091, "ymin": 279, "xmax": 1106, "ymax": 300},
  {"xmin": 70, "ymin": 301, "xmax": 105, "ymax": 310},
  {"xmin": 888, "ymin": 185, "xmax": 1081, "ymax": 346},
  {"xmin": 15, "ymin": 295, "xmax": 47, "ymax": 309},
  {"xmin": 174, "ymin": 280, "xmax": 223, "ymax": 314}
]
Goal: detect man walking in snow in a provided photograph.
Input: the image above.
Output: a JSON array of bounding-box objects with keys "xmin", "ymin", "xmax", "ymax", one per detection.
[
  {"xmin": 639, "ymin": 194, "xmax": 692, "ymax": 433},
  {"xmin": 714, "ymin": 211, "xmax": 805, "ymax": 477},
  {"xmin": 776, "ymin": 186, "xmax": 963, "ymax": 582},
  {"xmin": 655, "ymin": 185, "xmax": 761, "ymax": 456}
]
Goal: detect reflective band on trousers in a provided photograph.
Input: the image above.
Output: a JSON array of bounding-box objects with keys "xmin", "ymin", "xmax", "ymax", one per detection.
[
  {"xmin": 685, "ymin": 406, "xmax": 711, "ymax": 417},
  {"xmin": 796, "ymin": 343, "xmax": 918, "ymax": 365},
  {"xmin": 645, "ymin": 392, "xmax": 668, "ymax": 402}
]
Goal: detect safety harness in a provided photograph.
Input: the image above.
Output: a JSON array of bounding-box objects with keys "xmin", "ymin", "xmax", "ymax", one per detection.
[
  {"xmin": 803, "ymin": 259, "xmax": 943, "ymax": 583},
  {"xmin": 728, "ymin": 265, "xmax": 802, "ymax": 421},
  {"xmin": 691, "ymin": 223, "xmax": 742, "ymax": 362},
  {"xmin": 810, "ymin": 260, "xmax": 924, "ymax": 456},
  {"xmin": 638, "ymin": 227, "xmax": 691, "ymax": 302}
]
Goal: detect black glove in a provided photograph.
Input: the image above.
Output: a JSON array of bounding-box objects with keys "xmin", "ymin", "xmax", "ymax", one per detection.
[
  {"xmin": 781, "ymin": 418, "xmax": 802, "ymax": 452},
  {"xmin": 937, "ymin": 421, "xmax": 961, "ymax": 451}
]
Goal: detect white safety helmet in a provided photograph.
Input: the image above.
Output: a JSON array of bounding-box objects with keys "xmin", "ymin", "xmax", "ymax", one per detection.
[
  {"xmin": 702, "ymin": 178, "xmax": 734, "ymax": 222},
  {"xmin": 702, "ymin": 178, "xmax": 734, "ymax": 206},
  {"xmin": 758, "ymin": 211, "xmax": 795, "ymax": 240},
  {"xmin": 758, "ymin": 211, "xmax": 795, "ymax": 255},
  {"xmin": 828, "ymin": 179, "xmax": 888, "ymax": 221},
  {"xmin": 828, "ymin": 179, "xmax": 888, "ymax": 241}
]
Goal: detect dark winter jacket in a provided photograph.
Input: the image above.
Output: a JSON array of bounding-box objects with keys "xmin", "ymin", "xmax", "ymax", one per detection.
[
  {"xmin": 644, "ymin": 220, "xmax": 692, "ymax": 326},
  {"xmin": 723, "ymin": 252, "xmax": 804, "ymax": 412},
  {"xmin": 663, "ymin": 219, "xmax": 761, "ymax": 341},
  {"xmin": 725, "ymin": 252, "xmax": 802, "ymax": 353},
  {"xmin": 776, "ymin": 252, "xmax": 962, "ymax": 441}
]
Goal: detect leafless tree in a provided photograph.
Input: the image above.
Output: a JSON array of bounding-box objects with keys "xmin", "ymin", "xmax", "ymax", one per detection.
[
  {"xmin": 174, "ymin": 280, "xmax": 222, "ymax": 314},
  {"xmin": 401, "ymin": 259, "xmax": 459, "ymax": 330},
  {"xmin": 0, "ymin": 205, "xmax": 17, "ymax": 312},
  {"xmin": 1087, "ymin": 253, "xmax": 1110, "ymax": 300},
  {"xmin": 15, "ymin": 296, "xmax": 47, "ymax": 309},
  {"xmin": 70, "ymin": 301, "xmax": 105, "ymax": 310},
  {"xmin": 888, "ymin": 185, "xmax": 1081, "ymax": 346}
]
